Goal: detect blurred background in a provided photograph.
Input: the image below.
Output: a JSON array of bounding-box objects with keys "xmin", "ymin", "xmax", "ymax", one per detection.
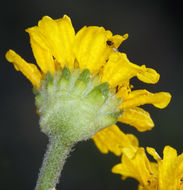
[{"xmin": 0, "ymin": 0, "xmax": 182, "ymax": 189}]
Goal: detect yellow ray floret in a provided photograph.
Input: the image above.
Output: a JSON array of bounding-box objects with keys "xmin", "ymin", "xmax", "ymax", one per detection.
[
  {"xmin": 147, "ymin": 146, "xmax": 183, "ymax": 190},
  {"xmin": 112, "ymin": 147, "xmax": 158, "ymax": 189},
  {"xmin": 26, "ymin": 28, "xmax": 55, "ymax": 74},
  {"xmin": 74, "ymin": 26, "xmax": 127, "ymax": 74},
  {"xmin": 26, "ymin": 15, "xmax": 75, "ymax": 70},
  {"xmin": 5, "ymin": 50, "xmax": 41, "ymax": 88},
  {"xmin": 113, "ymin": 146, "xmax": 183, "ymax": 190},
  {"xmin": 118, "ymin": 107, "xmax": 154, "ymax": 132},
  {"xmin": 113, "ymin": 85, "xmax": 171, "ymax": 131},
  {"xmin": 120, "ymin": 89, "xmax": 171, "ymax": 109},
  {"xmin": 92, "ymin": 125, "xmax": 138, "ymax": 156},
  {"xmin": 101, "ymin": 52, "xmax": 160, "ymax": 88}
]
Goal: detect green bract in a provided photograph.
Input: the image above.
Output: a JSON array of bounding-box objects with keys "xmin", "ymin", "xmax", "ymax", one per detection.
[{"xmin": 34, "ymin": 67, "xmax": 122, "ymax": 143}]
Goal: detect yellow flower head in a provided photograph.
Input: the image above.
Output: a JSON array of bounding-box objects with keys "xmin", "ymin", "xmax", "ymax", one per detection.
[
  {"xmin": 5, "ymin": 15, "xmax": 171, "ymax": 155},
  {"xmin": 112, "ymin": 146, "xmax": 183, "ymax": 190},
  {"xmin": 147, "ymin": 146, "xmax": 183, "ymax": 190},
  {"xmin": 112, "ymin": 147, "xmax": 158, "ymax": 190}
]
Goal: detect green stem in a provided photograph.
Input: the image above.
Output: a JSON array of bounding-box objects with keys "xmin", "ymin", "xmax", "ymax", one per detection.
[{"xmin": 35, "ymin": 135, "xmax": 73, "ymax": 190}]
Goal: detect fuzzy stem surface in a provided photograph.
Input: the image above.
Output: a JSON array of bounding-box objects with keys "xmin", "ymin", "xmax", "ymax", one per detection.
[{"xmin": 35, "ymin": 135, "xmax": 73, "ymax": 190}]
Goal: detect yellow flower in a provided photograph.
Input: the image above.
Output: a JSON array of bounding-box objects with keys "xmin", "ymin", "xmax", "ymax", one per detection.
[
  {"xmin": 5, "ymin": 15, "xmax": 171, "ymax": 156},
  {"xmin": 147, "ymin": 146, "xmax": 183, "ymax": 190},
  {"xmin": 112, "ymin": 147, "xmax": 158, "ymax": 190},
  {"xmin": 112, "ymin": 146, "xmax": 183, "ymax": 190}
]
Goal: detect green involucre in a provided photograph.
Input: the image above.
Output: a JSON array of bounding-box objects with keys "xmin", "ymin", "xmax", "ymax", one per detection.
[{"xmin": 34, "ymin": 67, "xmax": 122, "ymax": 143}]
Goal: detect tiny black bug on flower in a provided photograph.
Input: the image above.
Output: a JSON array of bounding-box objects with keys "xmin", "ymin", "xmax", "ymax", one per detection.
[{"xmin": 106, "ymin": 40, "xmax": 114, "ymax": 46}]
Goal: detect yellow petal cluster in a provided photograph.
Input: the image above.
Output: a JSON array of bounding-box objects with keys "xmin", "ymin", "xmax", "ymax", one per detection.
[
  {"xmin": 147, "ymin": 146, "xmax": 183, "ymax": 190},
  {"xmin": 5, "ymin": 15, "xmax": 171, "ymax": 155},
  {"xmin": 92, "ymin": 125, "xmax": 138, "ymax": 156},
  {"xmin": 112, "ymin": 146, "xmax": 183, "ymax": 190}
]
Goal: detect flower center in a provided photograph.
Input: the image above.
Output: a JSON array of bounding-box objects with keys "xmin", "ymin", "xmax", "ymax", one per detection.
[{"xmin": 34, "ymin": 67, "xmax": 122, "ymax": 143}]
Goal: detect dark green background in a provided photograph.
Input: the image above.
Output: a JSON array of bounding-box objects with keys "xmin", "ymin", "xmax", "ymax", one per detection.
[{"xmin": 0, "ymin": 0, "xmax": 182, "ymax": 189}]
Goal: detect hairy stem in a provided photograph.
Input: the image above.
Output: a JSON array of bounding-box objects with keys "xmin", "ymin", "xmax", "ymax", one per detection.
[{"xmin": 35, "ymin": 135, "xmax": 73, "ymax": 190}]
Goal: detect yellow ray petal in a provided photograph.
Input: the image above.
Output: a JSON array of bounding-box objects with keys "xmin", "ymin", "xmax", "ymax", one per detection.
[
  {"xmin": 55, "ymin": 15, "xmax": 75, "ymax": 68},
  {"xmin": 121, "ymin": 89, "xmax": 171, "ymax": 109},
  {"xmin": 118, "ymin": 107, "xmax": 154, "ymax": 132},
  {"xmin": 146, "ymin": 147, "xmax": 161, "ymax": 161},
  {"xmin": 159, "ymin": 146, "xmax": 178, "ymax": 190},
  {"xmin": 163, "ymin": 146, "xmax": 177, "ymax": 159},
  {"xmin": 92, "ymin": 125, "xmax": 138, "ymax": 156},
  {"xmin": 112, "ymin": 147, "xmax": 157, "ymax": 188},
  {"xmin": 26, "ymin": 15, "xmax": 75, "ymax": 70},
  {"xmin": 138, "ymin": 162, "xmax": 159, "ymax": 190},
  {"xmin": 109, "ymin": 33, "xmax": 128, "ymax": 48},
  {"xmin": 147, "ymin": 146, "xmax": 183, "ymax": 190},
  {"xmin": 74, "ymin": 26, "xmax": 126, "ymax": 73},
  {"xmin": 5, "ymin": 50, "xmax": 42, "ymax": 88},
  {"xmin": 28, "ymin": 33, "xmax": 55, "ymax": 74},
  {"xmin": 101, "ymin": 52, "xmax": 160, "ymax": 88}
]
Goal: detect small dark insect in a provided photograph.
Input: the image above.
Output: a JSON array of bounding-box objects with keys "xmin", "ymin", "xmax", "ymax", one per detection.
[
  {"xmin": 147, "ymin": 180, "xmax": 151, "ymax": 185},
  {"xmin": 116, "ymin": 86, "xmax": 119, "ymax": 93},
  {"xmin": 106, "ymin": 40, "xmax": 114, "ymax": 46}
]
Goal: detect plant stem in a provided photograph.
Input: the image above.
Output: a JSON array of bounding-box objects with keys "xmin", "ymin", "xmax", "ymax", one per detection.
[{"xmin": 35, "ymin": 135, "xmax": 73, "ymax": 190}]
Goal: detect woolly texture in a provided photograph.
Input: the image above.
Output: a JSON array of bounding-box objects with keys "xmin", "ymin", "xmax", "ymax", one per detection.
[{"xmin": 35, "ymin": 68, "xmax": 122, "ymax": 142}]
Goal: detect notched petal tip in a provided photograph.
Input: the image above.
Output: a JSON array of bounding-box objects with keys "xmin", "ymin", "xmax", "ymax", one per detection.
[
  {"xmin": 137, "ymin": 66, "xmax": 160, "ymax": 84},
  {"xmin": 59, "ymin": 14, "xmax": 72, "ymax": 23},
  {"xmin": 27, "ymin": 14, "xmax": 75, "ymax": 70},
  {"xmin": 38, "ymin": 15, "xmax": 53, "ymax": 27},
  {"xmin": 109, "ymin": 33, "xmax": 128, "ymax": 49},
  {"xmin": 153, "ymin": 92, "xmax": 171, "ymax": 109}
]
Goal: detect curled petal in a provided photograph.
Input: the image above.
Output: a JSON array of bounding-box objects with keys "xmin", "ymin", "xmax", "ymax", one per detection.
[
  {"xmin": 121, "ymin": 89, "xmax": 171, "ymax": 109},
  {"xmin": 118, "ymin": 107, "xmax": 154, "ymax": 132},
  {"xmin": 5, "ymin": 50, "xmax": 41, "ymax": 88},
  {"xmin": 147, "ymin": 146, "xmax": 183, "ymax": 190},
  {"xmin": 101, "ymin": 52, "xmax": 160, "ymax": 88},
  {"xmin": 109, "ymin": 33, "xmax": 128, "ymax": 48},
  {"xmin": 112, "ymin": 147, "xmax": 157, "ymax": 187},
  {"xmin": 159, "ymin": 146, "xmax": 183, "ymax": 190},
  {"xmin": 92, "ymin": 125, "xmax": 138, "ymax": 156}
]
